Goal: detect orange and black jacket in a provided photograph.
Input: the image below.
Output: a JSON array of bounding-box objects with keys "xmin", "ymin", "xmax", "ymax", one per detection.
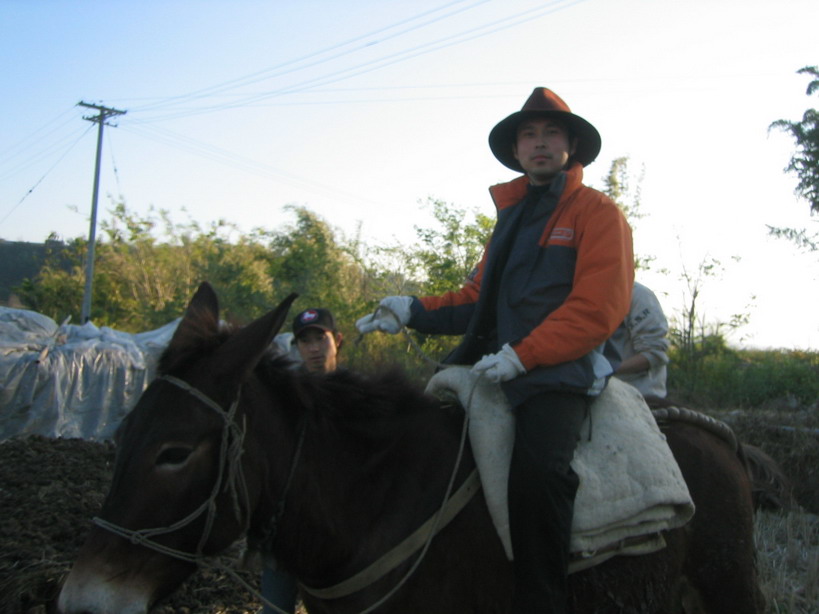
[{"xmin": 409, "ymin": 162, "xmax": 634, "ymax": 406}]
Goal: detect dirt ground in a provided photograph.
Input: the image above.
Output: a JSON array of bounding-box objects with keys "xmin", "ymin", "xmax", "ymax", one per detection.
[
  {"xmin": 1, "ymin": 408, "xmax": 816, "ymax": 614},
  {"xmin": 0, "ymin": 435, "xmax": 263, "ymax": 614}
]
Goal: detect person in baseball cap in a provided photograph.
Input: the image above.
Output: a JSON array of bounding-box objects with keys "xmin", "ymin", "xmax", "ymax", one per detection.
[
  {"xmin": 356, "ymin": 87, "xmax": 634, "ymax": 613},
  {"xmin": 291, "ymin": 307, "xmax": 343, "ymax": 374},
  {"xmin": 261, "ymin": 307, "xmax": 345, "ymax": 614}
]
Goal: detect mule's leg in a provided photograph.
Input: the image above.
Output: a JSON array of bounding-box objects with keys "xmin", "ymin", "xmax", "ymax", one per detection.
[
  {"xmin": 665, "ymin": 424, "xmax": 765, "ymax": 614},
  {"xmin": 567, "ymin": 531, "xmax": 688, "ymax": 614}
]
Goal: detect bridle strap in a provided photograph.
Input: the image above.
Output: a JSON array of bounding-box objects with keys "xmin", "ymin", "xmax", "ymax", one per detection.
[
  {"xmin": 162, "ymin": 374, "xmax": 228, "ymax": 414},
  {"xmin": 301, "ymin": 468, "xmax": 480, "ymax": 601},
  {"xmin": 300, "ymin": 402, "xmax": 475, "ymax": 610},
  {"xmin": 93, "ymin": 375, "xmax": 249, "ymax": 563},
  {"xmin": 258, "ymin": 413, "xmax": 308, "ymax": 551},
  {"xmin": 93, "ymin": 372, "xmax": 482, "ymax": 614}
]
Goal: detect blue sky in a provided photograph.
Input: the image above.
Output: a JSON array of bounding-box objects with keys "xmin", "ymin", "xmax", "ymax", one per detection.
[{"xmin": 1, "ymin": 0, "xmax": 817, "ymax": 349}]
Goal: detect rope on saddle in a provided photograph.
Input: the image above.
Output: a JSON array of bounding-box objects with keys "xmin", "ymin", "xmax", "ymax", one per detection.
[{"xmin": 652, "ymin": 405, "xmax": 739, "ymax": 452}]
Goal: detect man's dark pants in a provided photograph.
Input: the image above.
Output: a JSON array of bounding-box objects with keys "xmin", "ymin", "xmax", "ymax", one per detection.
[{"xmin": 508, "ymin": 390, "xmax": 589, "ymax": 614}]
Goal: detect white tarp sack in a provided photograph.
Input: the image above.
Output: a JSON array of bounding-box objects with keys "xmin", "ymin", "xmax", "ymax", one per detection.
[
  {"xmin": 0, "ymin": 308, "xmax": 180, "ymax": 441},
  {"xmin": 0, "ymin": 308, "xmax": 302, "ymax": 441}
]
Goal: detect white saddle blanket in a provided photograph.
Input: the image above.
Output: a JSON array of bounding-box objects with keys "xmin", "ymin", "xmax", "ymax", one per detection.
[{"xmin": 425, "ymin": 368, "xmax": 695, "ymax": 570}]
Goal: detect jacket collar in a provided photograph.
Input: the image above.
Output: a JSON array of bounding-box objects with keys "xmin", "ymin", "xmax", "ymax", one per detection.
[{"xmin": 489, "ymin": 161, "xmax": 585, "ymax": 211}]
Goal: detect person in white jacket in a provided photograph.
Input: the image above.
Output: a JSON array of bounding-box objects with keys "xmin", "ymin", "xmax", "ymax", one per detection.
[{"xmin": 611, "ymin": 282, "xmax": 670, "ymax": 399}]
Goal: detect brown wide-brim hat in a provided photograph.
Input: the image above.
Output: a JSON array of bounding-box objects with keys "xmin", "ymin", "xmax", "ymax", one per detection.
[{"xmin": 489, "ymin": 87, "xmax": 601, "ymax": 171}]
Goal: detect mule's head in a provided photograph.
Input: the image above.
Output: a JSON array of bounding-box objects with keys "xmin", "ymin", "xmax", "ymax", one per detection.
[{"xmin": 58, "ymin": 282, "xmax": 297, "ymax": 614}]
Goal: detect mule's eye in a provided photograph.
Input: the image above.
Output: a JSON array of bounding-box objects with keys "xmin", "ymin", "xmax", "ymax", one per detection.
[{"xmin": 156, "ymin": 445, "xmax": 193, "ymax": 467}]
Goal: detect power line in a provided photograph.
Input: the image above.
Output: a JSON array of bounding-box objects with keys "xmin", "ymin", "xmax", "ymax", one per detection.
[
  {"xmin": 4, "ymin": 1, "xmax": 592, "ymax": 241},
  {"xmin": 237, "ymin": 0, "xmax": 590, "ymax": 102},
  {"xmin": 0, "ymin": 106, "xmax": 80, "ymax": 166},
  {"xmin": 0, "ymin": 124, "xmax": 93, "ymax": 226},
  {"xmin": 118, "ymin": 122, "xmax": 385, "ymax": 208},
  {"xmin": 126, "ymin": 0, "xmax": 587, "ymax": 124},
  {"xmin": 0, "ymin": 121, "xmax": 89, "ymax": 183},
  {"xmin": 106, "ymin": 130, "xmax": 123, "ymax": 197},
  {"xmin": 128, "ymin": 0, "xmax": 489, "ymax": 114}
]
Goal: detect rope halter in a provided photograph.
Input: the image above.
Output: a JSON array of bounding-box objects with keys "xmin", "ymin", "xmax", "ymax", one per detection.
[{"xmin": 93, "ymin": 374, "xmax": 251, "ymax": 564}]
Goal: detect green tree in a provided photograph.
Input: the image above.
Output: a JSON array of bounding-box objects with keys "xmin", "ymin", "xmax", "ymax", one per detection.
[
  {"xmin": 410, "ymin": 198, "xmax": 493, "ymax": 366},
  {"xmin": 413, "ymin": 197, "xmax": 494, "ymax": 295},
  {"xmin": 600, "ymin": 156, "xmax": 654, "ymax": 270},
  {"xmin": 667, "ymin": 254, "xmax": 753, "ymax": 401},
  {"xmin": 15, "ymin": 201, "xmax": 287, "ymax": 331},
  {"xmin": 95, "ymin": 203, "xmax": 196, "ymax": 329},
  {"xmin": 603, "ymin": 156, "xmax": 645, "ymax": 226},
  {"xmin": 94, "ymin": 202, "xmax": 281, "ymax": 330},
  {"xmin": 379, "ymin": 198, "xmax": 493, "ymax": 370},
  {"xmin": 193, "ymin": 229, "xmax": 280, "ymax": 323},
  {"xmin": 354, "ymin": 198, "xmax": 493, "ymax": 302},
  {"xmin": 768, "ymin": 66, "xmax": 819, "ymax": 252},
  {"xmin": 770, "ymin": 65, "xmax": 819, "ymax": 215},
  {"xmin": 267, "ymin": 205, "xmax": 369, "ymax": 333},
  {"xmin": 345, "ymin": 198, "xmax": 495, "ymax": 377},
  {"xmin": 14, "ymin": 236, "xmax": 85, "ymax": 324}
]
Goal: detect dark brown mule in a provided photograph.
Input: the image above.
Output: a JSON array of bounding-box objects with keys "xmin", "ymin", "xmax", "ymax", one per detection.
[
  {"xmin": 648, "ymin": 396, "xmax": 796, "ymax": 512},
  {"xmin": 58, "ymin": 283, "xmax": 764, "ymax": 614}
]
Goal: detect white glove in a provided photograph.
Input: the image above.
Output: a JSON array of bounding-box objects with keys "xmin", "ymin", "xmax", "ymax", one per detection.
[
  {"xmin": 355, "ymin": 296, "xmax": 413, "ymax": 335},
  {"xmin": 471, "ymin": 343, "xmax": 526, "ymax": 383}
]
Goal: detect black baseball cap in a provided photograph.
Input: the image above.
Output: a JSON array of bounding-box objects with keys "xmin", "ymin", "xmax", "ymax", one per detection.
[{"xmin": 292, "ymin": 308, "xmax": 337, "ymax": 338}]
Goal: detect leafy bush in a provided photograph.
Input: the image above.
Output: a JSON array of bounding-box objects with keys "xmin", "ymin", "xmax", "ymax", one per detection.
[{"xmin": 669, "ymin": 348, "xmax": 819, "ymax": 409}]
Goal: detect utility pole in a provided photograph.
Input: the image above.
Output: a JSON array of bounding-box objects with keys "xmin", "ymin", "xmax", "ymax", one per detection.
[{"xmin": 77, "ymin": 101, "xmax": 126, "ymax": 324}]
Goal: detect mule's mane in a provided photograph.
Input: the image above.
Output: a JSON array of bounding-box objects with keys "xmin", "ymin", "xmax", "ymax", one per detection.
[
  {"xmin": 317, "ymin": 368, "xmax": 438, "ymax": 420},
  {"xmin": 257, "ymin": 354, "xmax": 441, "ymax": 425},
  {"xmin": 158, "ymin": 305, "xmax": 447, "ymax": 434}
]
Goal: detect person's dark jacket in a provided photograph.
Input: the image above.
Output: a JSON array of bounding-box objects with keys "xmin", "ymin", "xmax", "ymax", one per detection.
[{"xmin": 409, "ymin": 162, "xmax": 634, "ymax": 406}]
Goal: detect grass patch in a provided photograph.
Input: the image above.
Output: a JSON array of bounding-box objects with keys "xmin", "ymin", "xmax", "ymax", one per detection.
[{"xmin": 755, "ymin": 510, "xmax": 819, "ymax": 613}]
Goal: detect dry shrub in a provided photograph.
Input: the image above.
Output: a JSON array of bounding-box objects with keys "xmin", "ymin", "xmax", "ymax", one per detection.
[
  {"xmin": 719, "ymin": 405, "xmax": 819, "ymax": 613},
  {"xmin": 755, "ymin": 510, "xmax": 819, "ymax": 614},
  {"xmin": 718, "ymin": 408, "xmax": 819, "ymax": 513}
]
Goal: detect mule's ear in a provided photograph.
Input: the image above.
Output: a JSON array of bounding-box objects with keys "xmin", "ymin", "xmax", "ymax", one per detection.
[
  {"xmin": 216, "ymin": 292, "xmax": 299, "ymax": 381},
  {"xmin": 166, "ymin": 282, "xmax": 220, "ymax": 354}
]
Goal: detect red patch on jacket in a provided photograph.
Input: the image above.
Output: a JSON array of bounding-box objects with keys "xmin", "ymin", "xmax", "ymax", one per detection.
[{"xmin": 550, "ymin": 227, "xmax": 574, "ymax": 241}]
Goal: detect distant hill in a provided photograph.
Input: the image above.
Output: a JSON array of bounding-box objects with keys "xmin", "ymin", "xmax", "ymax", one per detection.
[{"xmin": 0, "ymin": 240, "xmax": 69, "ymax": 305}]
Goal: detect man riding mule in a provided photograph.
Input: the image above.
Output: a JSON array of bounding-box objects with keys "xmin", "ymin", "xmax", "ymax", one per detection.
[
  {"xmin": 57, "ymin": 283, "xmax": 764, "ymax": 614},
  {"xmin": 56, "ymin": 86, "xmax": 764, "ymax": 614},
  {"xmin": 357, "ymin": 86, "xmax": 634, "ymax": 613}
]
